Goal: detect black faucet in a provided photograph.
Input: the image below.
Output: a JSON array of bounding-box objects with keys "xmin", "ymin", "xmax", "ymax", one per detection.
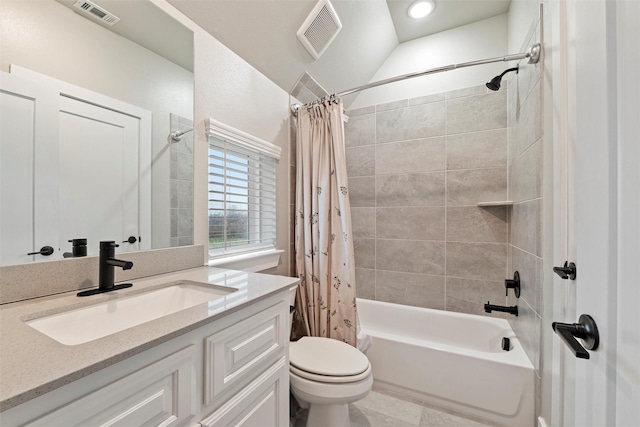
[
  {"xmin": 484, "ymin": 302, "xmax": 518, "ymax": 316},
  {"xmin": 77, "ymin": 241, "xmax": 133, "ymax": 297}
]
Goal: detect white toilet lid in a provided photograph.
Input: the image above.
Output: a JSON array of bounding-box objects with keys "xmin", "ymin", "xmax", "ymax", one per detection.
[{"xmin": 290, "ymin": 336, "xmax": 369, "ymax": 377}]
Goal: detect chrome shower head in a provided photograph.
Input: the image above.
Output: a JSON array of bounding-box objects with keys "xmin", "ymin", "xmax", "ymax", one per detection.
[{"xmin": 486, "ymin": 66, "xmax": 519, "ymax": 91}]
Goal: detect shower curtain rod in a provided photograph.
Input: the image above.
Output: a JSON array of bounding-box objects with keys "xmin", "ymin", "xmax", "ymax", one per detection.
[{"xmin": 291, "ymin": 43, "xmax": 541, "ymax": 114}]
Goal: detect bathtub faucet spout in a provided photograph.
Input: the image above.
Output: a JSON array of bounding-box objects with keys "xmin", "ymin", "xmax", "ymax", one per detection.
[{"xmin": 484, "ymin": 302, "xmax": 518, "ymax": 316}]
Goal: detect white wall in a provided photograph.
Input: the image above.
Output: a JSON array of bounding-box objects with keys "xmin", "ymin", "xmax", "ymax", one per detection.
[
  {"xmin": 151, "ymin": 0, "xmax": 291, "ymax": 275},
  {"xmin": 0, "ymin": 0, "xmax": 193, "ymax": 250},
  {"xmin": 348, "ymin": 14, "xmax": 509, "ymax": 109}
]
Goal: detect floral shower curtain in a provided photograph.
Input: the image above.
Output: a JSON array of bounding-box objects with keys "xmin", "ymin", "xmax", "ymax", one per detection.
[{"xmin": 294, "ymin": 97, "xmax": 357, "ymax": 346}]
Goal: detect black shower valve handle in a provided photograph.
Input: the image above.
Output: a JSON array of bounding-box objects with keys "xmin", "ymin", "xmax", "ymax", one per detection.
[{"xmin": 505, "ymin": 271, "xmax": 521, "ymax": 298}]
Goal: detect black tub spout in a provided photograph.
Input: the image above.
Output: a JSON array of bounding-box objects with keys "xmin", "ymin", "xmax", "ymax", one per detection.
[{"xmin": 484, "ymin": 302, "xmax": 518, "ymax": 316}]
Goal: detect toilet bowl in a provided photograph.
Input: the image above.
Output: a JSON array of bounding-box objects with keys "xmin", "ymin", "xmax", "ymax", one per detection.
[{"xmin": 288, "ymin": 289, "xmax": 373, "ymax": 427}]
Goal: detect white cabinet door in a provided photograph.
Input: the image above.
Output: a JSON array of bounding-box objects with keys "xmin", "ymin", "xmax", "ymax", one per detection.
[
  {"xmin": 24, "ymin": 346, "xmax": 196, "ymax": 427},
  {"xmin": 199, "ymin": 358, "xmax": 289, "ymax": 427}
]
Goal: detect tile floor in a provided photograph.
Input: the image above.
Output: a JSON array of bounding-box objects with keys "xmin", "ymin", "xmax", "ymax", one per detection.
[{"xmin": 292, "ymin": 387, "xmax": 495, "ymax": 427}]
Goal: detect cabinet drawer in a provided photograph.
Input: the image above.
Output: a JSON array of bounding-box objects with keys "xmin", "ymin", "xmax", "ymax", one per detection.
[
  {"xmin": 204, "ymin": 301, "xmax": 286, "ymax": 406},
  {"xmin": 25, "ymin": 346, "xmax": 196, "ymax": 427},
  {"xmin": 199, "ymin": 357, "xmax": 288, "ymax": 427}
]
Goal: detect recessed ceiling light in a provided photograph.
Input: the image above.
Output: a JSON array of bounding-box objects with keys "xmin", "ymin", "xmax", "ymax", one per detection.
[{"xmin": 407, "ymin": 0, "xmax": 435, "ymax": 19}]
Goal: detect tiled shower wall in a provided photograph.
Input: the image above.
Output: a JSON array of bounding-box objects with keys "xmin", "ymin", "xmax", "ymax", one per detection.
[
  {"xmin": 345, "ymin": 85, "xmax": 511, "ymax": 316},
  {"xmin": 170, "ymin": 114, "xmax": 194, "ymax": 247},
  {"xmin": 506, "ymin": 21, "xmax": 544, "ymax": 376}
]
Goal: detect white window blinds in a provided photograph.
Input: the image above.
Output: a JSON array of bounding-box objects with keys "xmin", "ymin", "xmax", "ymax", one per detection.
[{"xmin": 206, "ymin": 119, "xmax": 280, "ymax": 258}]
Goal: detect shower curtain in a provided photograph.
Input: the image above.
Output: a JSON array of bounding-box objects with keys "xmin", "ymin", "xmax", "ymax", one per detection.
[{"xmin": 294, "ymin": 98, "xmax": 357, "ymax": 346}]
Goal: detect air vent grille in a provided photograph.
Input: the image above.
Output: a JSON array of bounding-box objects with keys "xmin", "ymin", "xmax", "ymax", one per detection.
[
  {"xmin": 297, "ymin": 0, "xmax": 342, "ymax": 60},
  {"xmin": 73, "ymin": 0, "xmax": 120, "ymax": 26}
]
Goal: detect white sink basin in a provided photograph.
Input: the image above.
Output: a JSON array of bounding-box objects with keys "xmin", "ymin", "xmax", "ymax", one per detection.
[{"xmin": 26, "ymin": 282, "xmax": 236, "ymax": 345}]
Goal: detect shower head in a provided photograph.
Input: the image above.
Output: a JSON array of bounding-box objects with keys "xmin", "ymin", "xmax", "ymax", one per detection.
[{"xmin": 486, "ymin": 66, "xmax": 519, "ymax": 91}]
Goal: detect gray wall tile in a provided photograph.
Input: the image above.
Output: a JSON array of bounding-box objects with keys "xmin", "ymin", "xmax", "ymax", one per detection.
[
  {"xmin": 376, "ymin": 173, "xmax": 445, "ymax": 207},
  {"xmin": 376, "ymin": 270, "xmax": 445, "ymax": 309},
  {"xmin": 354, "ymin": 238, "xmax": 375, "ymax": 268},
  {"xmin": 376, "ymin": 102, "xmax": 445, "ymax": 143},
  {"xmin": 351, "ymin": 207, "xmax": 376, "ymax": 239},
  {"xmin": 510, "ymin": 245, "xmax": 540, "ymax": 315},
  {"xmin": 347, "ymin": 106, "xmax": 375, "ymax": 116},
  {"xmin": 446, "ymin": 277, "xmax": 505, "ymax": 309},
  {"xmin": 446, "ymin": 129, "xmax": 507, "ymax": 170},
  {"xmin": 511, "ymin": 300, "xmax": 541, "ymax": 372},
  {"xmin": 355, "ymin": 268, "xmax": 375, "ymax": 300},
  {"xmin": 376, "ymin": 99, "xmax": 408, "ymax": 111},
  {"xmin": 349, "ymin": 176, "xmax": 376, "ymax": 207},
  {"xmin": 376, "ymin": 137, "xmax": 445, "ymax": 175},
  {"xmin": 346, "ymin": 145, "xmax": 375, "ymax": 177},
  {"xmin": 447, "ymin": 168, "xmax": 507, "ymax": 205},
  {"xmin": 345, "ymin": 114, "xmax": 375, "ymax": 147},
  {"xmin": 445, "ymin": 85, "xmax": 487, "ymax": 99},
  {"xmin": 510, "ymin": 138, "xmax": 542, "ymax": 202},
  {"xmin": 408, "ymin": 93, "xmax": 445, "ymax": 106},
  {"xmin": 509, "ymin": 82, "xmax": 541, "ymax": 161},
  {"xmin": 376, "ymin": 239, "xmax": 445, "ymax": 275},
  {"xmin": 446, "ymin": 91, "xmax": 507, "ymax": 134},
  {"xmin": 510, "ymin": 199, "xmax": 540, "ymax": 255},
  {"xmin": 376, "ymin": 207, "xmax": 445, "ymax": 241},
  {"xmin": 446, "ymin": 206, "xmax": 508, "ymax": 243},
  {"xmin": 446, "ymin": 242, "xmax": 507, "ymax": 281}
]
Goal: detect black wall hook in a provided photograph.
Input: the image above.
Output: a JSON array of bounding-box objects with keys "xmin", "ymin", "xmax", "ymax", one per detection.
[{"xmin": 553, "ymin": 261, "xmax": 577, "ymax": 280}]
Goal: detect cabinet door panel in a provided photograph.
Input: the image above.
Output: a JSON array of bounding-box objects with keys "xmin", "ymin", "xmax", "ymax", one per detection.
[
  {"xmin": 25, "ymin": 346, "xmax": 195, "ymax": 427},
  {"xmin": 204, "ymin": 301, "xmax": 286, "ymax": 406},
  {"xmin": 200, "ymin": 358, "xmax": 288, "ymax": 427}
]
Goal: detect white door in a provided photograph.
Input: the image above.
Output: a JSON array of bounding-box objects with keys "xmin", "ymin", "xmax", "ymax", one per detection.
[
  {"xmin": 552, "ymin": 0, "xmax": 640, "ymax": 426},
  {"xmin": 58, "ymin": 96, "xmax": 141, "ymax": 255},
  {"xmin": 0, "ymin": 73, "xmax": 58, "ymax": 265},
  {"xmin": 0, "ymin": 66, "xmax": 152, "ymax": 263}
]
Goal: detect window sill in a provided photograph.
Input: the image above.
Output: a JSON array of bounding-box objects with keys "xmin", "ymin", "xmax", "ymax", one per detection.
[{"xmin": 208, "ymin": 248, "xmax": 284, "ymax": 272}]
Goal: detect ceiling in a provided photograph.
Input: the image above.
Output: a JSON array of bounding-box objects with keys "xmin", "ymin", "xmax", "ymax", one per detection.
[
  {"xmin": 56, "ymin": 0, "xmax": 193, "ymax": 71},
  {"xmin": 387, "ymin": 0, "xmax": 511, "ymax": 43},
  {"xmin": 65, "ymin": 0, "xmax": 511, "ymax": 100},
  {"xmin": 167, "ymin": 0, "xmax": 511, "ymax": 97}
]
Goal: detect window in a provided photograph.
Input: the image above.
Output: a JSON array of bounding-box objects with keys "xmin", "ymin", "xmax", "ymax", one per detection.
[{"xmin": 206, "ymin": 119, "xmax": 281, "ymax": 266}]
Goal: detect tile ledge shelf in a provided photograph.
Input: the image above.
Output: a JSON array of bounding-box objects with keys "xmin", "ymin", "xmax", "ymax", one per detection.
[{"xmin": 477, "ymin": 201, "xmax": 514, "ymax": 207}]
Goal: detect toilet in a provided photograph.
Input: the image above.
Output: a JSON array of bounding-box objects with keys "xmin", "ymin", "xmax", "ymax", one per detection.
[{"xmin": 289, "ymin": 289, "xmax": 373, "ymax": 427}]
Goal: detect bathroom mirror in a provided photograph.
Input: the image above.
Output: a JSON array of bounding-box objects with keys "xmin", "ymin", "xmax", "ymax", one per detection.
[{"xmin": 0, "ymin": 0, "xmax": 194, "ymax": 266}]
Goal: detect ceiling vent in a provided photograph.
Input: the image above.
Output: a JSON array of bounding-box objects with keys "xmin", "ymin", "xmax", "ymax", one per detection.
[
  {"xmin": 297, "ymin": 0, "xmax": 342, "ymax": 60},
  {"xmin": 73, "ymin": 0, "xmax": 120, "ymax": 26}
]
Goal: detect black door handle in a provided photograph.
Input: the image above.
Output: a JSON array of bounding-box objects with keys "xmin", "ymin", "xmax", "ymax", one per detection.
[
  {"xmin": 553, "ymin": 261, "xmax": 577, "ymax": 280},
  {"xmin": 552, "ymin": 314, "xmax": 599, "ymax": 359},
  {"xmin": 27, "ymin": 246, "xmax": 54, "ymax": 256},
  {"xmin": 123, "ymin": 236, "xmax": 137, "ymax": 244}
]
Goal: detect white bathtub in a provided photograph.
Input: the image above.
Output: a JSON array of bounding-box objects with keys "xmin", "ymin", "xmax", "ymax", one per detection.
[{"xmin": 357, "ymin": 298, "xmax": 534, "ymax": 427}]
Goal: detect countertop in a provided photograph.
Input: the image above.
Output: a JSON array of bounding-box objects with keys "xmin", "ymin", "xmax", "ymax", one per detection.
[{"xmin": 0, "ymin": 267, "xmax": 299, "ymax": 411}]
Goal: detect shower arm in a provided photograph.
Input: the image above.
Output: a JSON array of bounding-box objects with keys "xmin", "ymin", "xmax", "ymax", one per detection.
[{"xmin": 291, "ymin": 43, "xmax": 541, "ymax": 114}]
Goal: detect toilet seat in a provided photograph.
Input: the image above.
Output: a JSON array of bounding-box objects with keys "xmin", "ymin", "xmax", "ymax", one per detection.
[
  {"xmin": 290, "ymin": 362, "xmax": 372, "ymax": 383},
  {"xmin": 290, "ymin": 336, "xmax": 370, "ymax": 383}
]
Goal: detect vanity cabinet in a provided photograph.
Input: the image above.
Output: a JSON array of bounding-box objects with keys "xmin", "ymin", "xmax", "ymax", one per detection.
[{"xmin": 1, "ymin": 290, "xmax": 290, "ymax": 427}]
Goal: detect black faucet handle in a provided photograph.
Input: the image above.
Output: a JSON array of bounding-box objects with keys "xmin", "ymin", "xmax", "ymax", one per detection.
[
  {"xmin": 505, "ymin": 271, "xmax": 521, "ymax": 297},
  {"xmin": 99, "ymin": 241, "xmax": 119, "ymax": 250}
]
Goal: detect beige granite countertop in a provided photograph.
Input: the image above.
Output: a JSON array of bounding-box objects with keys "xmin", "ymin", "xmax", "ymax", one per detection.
[{"xmin": 0, "ymin": 267, "xmax": 299, "ymax": 412}]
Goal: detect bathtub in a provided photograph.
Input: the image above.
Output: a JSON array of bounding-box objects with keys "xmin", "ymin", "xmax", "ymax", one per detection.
[{"xmin": 357, "ymin": 298, "xmax": 534, "ymax": 427}]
